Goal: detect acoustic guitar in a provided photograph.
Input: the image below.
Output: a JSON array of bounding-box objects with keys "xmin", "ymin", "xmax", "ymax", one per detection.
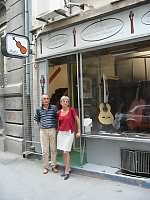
[
  {"xmin": 98, "ymin": 74, "xmax": 114, "ymax": 125},
  {"xmin": 126, "ymin": 83, "xmax": 145, "ymax": 130}
]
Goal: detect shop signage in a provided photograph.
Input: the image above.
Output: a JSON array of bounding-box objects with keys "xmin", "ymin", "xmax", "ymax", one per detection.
[
  {"xmin": 80, "ymin": 18, "xmax": 124, "ymax": 42},
  {"xmin": 141, "ymin": 11, "xmax": 150, "ymax": 25},
  {"xmin": 45, "ymin": 34, "xmax": 69, "ymax": 49},
  {"xmin": 1, "ymin": 33, "xmax": 30, "ymax": 58},
  {"xmin": 36, "ymin": 3, "xmax": 150, "ymax": 59}
]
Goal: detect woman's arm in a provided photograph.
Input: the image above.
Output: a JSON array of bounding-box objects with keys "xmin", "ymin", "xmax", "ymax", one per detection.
[{"xmin": 75, "ymin": 115, "xmax": 80, "ymax": 138}]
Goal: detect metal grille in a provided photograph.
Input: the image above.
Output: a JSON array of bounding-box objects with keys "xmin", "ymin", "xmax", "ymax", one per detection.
[
  {"xmin": 23, "ymin": 61, "xmax": 45, "ymax": 157},
  {"xmin": 121, "ymin": 149, "xmax": 150, "ymax": 175},
  {"xmin": 121, "ymin": 149, "xmax": 136, "ymax": 173},
  {"xmin": 136, "ymin": 151, "xmax": 150, "ymax": 174}
]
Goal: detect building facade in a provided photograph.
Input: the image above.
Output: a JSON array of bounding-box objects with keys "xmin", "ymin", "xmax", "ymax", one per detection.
[
  {"xmin": 31, "ymin": 0, "xmax": 150, "ymax": 176},
  {"xmin": 0, "ymin": 0, "xmax": 32, "ymax": 154},
  {"xmin": 1, "ymin": 0, "xmax": 150, "ymax": 176}
]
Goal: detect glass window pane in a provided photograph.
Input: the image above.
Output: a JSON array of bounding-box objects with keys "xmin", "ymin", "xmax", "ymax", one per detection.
[{"xmin": 82, "ymin": 46, "xmax": 150, "ymax": 138}]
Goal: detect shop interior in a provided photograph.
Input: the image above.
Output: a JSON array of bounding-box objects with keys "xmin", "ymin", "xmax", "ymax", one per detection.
[
  {"xmin": 47, "ymin": 40, "xmax": 150, "ymax": 143},
  {"xmin": 82, "ymin": 40, "xmax": 150, "ymax": 138}
]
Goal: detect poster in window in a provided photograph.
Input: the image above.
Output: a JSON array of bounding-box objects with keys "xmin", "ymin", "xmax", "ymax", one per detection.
[{"xmin": 83, "ymin": 78, "xmax": 92, "ymax": 98}]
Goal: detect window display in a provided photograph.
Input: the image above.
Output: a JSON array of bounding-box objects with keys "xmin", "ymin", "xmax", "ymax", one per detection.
[{"xmin": 82, "ymin": 46, "xmax": 150, "ymax": 139}]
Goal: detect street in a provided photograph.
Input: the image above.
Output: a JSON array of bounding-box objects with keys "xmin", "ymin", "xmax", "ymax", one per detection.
[{"xmin": 0, "ymin": 151, "xmax": 149, "ymax": 200}]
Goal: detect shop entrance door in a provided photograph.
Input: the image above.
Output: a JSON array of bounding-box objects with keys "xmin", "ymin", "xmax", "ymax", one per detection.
[
  {"xmin": 48, "ymin": 54, "xmax": 78, "ymax": 110},
  {"xmin": 48, "ymin": 54, "xmax": 82, "ymax": 166}
]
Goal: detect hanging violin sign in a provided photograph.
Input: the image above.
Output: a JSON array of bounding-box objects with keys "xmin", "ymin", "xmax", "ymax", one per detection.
[{"xmin": 1, "ymin": 33, "xmax": 30, "ymax": 58}]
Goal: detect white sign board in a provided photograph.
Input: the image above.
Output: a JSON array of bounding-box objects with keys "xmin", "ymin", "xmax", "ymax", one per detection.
[
  {"xmin": 36, "ymin": 3, "xmax": 150, "ymax": 59},
  {"xmin": 1, "ymin": 33, "xmax": 30, "ymax": 58}
]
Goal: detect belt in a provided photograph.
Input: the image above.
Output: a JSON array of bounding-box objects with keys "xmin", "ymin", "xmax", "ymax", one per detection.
[{"xmin": 40, "ymin": 127, "xmax": 55, "ymax": 129}]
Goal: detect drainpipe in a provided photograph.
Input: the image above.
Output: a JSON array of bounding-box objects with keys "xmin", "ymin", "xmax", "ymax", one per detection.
[{"xmin": 22, "ymin": 0, "xmax": 32, "ymax": 151}]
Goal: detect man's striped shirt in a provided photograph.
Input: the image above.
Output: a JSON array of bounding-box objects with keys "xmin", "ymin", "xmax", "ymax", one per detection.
[{"xmin": 34, "ymin": 104, "xmax": 57, "ymax": 129}]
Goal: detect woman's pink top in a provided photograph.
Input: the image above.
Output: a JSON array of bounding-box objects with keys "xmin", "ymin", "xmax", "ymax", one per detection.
[{"xmin": 57, "ymin": 108, "xmax": 77, "ymax": 133}]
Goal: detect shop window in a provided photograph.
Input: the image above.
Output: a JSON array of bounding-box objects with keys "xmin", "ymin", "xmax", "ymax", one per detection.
[{"xmin": 82, "ymin": 48, "xmax": 150, "ymax": 139}]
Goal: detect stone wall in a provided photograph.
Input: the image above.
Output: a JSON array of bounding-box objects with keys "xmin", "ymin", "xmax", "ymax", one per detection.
[{"xmin": 3, "ymin": 0, "xmax": 25, "ymax": 155}]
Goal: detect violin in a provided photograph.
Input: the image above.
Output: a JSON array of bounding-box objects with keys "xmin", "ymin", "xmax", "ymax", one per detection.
[
  {"xmin": 13, "ymin": 37, "xmax": 27, "ymax": 54},
  {"xmin": 73, "ymin": 28, "xmax": 76, "ymax": 47},
  {"xmin": 127, "ymin": 83, "xmax": 145, "ymax": 130},
  {"xmin": 129, "ymin": 11, "xmax": 134, "ymax": 34}
]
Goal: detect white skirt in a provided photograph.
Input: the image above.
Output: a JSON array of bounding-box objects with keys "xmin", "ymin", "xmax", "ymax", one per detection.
[{"xmin": 57, "ymin": 130, "xmax": 74, "ymax": 152}]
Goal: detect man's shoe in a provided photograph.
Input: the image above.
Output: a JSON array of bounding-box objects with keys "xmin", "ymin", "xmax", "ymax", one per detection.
[
  {"xmin": 64, "ymin": 174, "xmax": 69, "ymax": 180},
  {"xmin": 52, "ymin": 167, "xmax": 58, "ymax": 173},
  {"xmin": 43, "ymin": 168, "xmax": 48, "ymax": 174}
]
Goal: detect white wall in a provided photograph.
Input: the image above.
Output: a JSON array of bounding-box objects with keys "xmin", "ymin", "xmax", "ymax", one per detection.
[
  {"xmin": 74, "ymin": 0, "xmax": 112, "ymax": 8},
  {"xmin": 31, "ymin": 0, "xmax": 114, "ymax": 30}
]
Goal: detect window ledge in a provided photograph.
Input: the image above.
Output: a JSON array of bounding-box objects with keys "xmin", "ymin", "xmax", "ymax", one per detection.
[{"xmin": 82, "ymin": 133, "xmax": 150, "ymax": 143}]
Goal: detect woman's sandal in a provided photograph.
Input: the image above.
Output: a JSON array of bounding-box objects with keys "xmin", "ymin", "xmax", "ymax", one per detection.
[
  {"xmin": 64, "ymin": 174, "xmax": 70, "ymax": 180},
  {"xmin": 61, "ymin": 170, "xmax": 71, "ymax": 177}
]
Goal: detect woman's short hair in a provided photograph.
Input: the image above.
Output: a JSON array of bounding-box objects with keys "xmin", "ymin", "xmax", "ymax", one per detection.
[{"xmin": 60, "ymin": 96, "xmax": 70, "ymax": 102}]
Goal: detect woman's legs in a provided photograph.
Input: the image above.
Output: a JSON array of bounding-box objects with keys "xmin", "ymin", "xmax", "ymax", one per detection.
[
  {"xmin": 63, "ymin": 151, "xmax": 70, "ymax": 174},
  {"xmin": 63, "ymin": 151, "xmax": 70, "ymax": 180}
]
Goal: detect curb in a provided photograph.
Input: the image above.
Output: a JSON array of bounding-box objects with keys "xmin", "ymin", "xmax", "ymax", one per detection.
[{"xmin": 58, "ymin": 164, "xmax": 150, "ymax": 189}]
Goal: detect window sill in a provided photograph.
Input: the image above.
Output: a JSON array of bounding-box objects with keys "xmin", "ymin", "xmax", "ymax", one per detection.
[{"xmin": 82, "ymin": 133, "xmax": 150, "ymax": 143}]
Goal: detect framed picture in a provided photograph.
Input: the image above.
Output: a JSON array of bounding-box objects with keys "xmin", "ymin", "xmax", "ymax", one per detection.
[{"xmin": 83, "ymin": 78, "xmax": 92, "ymax": 98}]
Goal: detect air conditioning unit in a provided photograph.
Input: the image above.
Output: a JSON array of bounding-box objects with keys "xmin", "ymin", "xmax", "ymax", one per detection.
[{"xmin": 36, "ymin": 0, "xmax": 67, "ymax": 21}]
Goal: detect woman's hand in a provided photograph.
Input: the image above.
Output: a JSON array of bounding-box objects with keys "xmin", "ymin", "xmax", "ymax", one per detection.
[{"xmin": 76, "ymin": 131, "xmax": 80, "ymax": 138}]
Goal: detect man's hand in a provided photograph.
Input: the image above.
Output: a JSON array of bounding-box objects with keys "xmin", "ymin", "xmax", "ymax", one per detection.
[{"xmin": 33, "ymin": 121, "xmax": 38, "ymax": 127}]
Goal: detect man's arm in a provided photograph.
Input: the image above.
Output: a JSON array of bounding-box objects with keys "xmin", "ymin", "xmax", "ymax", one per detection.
[{"xmin": 34, "ymin": 108, "xmax": 40, "ymax": 125}]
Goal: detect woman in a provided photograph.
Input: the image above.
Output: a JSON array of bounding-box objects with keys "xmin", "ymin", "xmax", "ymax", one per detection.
[{"xmin": 57, "ymin": 96, "xmax": 80, "ymax": 180}]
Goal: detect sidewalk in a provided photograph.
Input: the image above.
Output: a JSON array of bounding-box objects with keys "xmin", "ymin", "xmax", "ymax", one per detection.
[
  {"xmin": 0, "ymin": 151, "xmax": 150, "ymax": 200},
  {"xmin": 71, "ymin": 162, "xmax": 150, "ymax": 189},
  {"xmin": 2, "ymin": 150, "xmax": 150, "ymax": 189}
]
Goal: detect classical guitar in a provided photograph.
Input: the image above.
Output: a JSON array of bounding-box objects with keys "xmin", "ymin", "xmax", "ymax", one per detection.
[
  {"xmin": 126, "ymin": 83, "xmax": 145, "ymax": 130},
  {"xmin": 98, "ymin": 74, "xmax": 114, "ymax": 125}
]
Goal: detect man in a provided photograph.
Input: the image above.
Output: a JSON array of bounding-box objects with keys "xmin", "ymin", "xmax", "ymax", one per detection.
[{"xmin": 34, "ymin": 94, "xmax": 58, "ymax": 174}]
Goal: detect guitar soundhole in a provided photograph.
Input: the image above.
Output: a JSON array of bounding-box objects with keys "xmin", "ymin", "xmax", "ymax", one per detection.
[{"xmin": 103, "ymin": 106, "xmax": 108, "ymax": 112}]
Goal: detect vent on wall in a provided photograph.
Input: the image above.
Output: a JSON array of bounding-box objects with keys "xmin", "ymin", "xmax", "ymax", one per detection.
[
  {"xmin": 121, "ymin": 149, "xmax": 150, "ymax": 175},
  {"xmin": 121, "ymin": 149, "xmax": 136, "ymax": 173},
  {"xmin": 136, "ymin": 151, "xmax": 150, "ymax": 174}
]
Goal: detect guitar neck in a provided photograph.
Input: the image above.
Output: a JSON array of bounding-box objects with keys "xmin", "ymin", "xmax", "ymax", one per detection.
[
  {"xmin": 103, "ymin": 74, "xmax": 109, "ymax": 103},
  {"xmin": 135, "ymin": 84, "xmax": 140, "ymax": 101}
]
